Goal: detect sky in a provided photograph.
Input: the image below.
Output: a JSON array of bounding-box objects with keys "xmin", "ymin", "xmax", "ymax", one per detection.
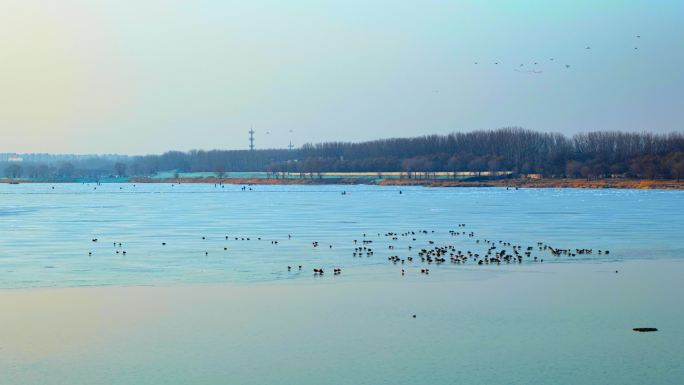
[{"xmin": 0, "ymin": 0, "xmax": 682, "ymax": 154}]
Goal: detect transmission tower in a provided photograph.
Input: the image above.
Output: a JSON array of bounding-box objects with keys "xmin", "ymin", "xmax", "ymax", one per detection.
[{"xmin": 249, "ymin": 126, "xmax": 255, "ymax": 150}]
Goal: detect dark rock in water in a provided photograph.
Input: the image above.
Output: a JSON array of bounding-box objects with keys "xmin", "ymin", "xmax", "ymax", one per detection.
[{"xmin": 633, "ymin": 327, "xmax": 658, "ymax": 332}]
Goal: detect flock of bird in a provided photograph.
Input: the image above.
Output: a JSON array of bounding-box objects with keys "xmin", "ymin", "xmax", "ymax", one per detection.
[
  {"xmin": 86, "ymin": 220, "xmax": 610, "ymax": 278},
  {"xmin": 474, "ymin": 34, "xmax": 643, "ymax": 74}
]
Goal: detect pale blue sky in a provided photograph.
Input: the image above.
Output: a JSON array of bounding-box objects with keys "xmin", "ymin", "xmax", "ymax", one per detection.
[{"xmin": 0, "ymin": 0, "xmax": 681, "ymax": 154}]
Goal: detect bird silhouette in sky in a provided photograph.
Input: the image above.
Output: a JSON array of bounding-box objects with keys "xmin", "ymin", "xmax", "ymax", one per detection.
[
  {"xmin": 474, "ymin": 34, "xmax": 643, "ymax": 73},
  {"xmin": 515, "ymin": 69, "xmax": 543, "ymax": 75}
]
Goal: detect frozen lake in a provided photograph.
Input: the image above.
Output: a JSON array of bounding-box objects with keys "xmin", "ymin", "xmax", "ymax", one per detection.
[{"xmin": 0, "ymin": 183, "xmax": 682, "ymax": 288}]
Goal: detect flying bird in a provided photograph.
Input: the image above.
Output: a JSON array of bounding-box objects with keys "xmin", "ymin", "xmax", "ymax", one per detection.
[{"xmin": 515, "ymin": 69, "xmax": 543, "ymax": 75}]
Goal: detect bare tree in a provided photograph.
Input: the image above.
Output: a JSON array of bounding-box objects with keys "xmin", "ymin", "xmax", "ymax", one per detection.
[
  {"xmin": 5, "ymin": 164, "xmax": 22, "ymax": 178},
  {"xmin": 114, "ymin": 162, "xmax": 127, "ymax": 177}
]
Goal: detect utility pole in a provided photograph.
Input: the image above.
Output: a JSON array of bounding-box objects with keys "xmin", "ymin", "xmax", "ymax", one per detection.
[
  {"xmin": 249, "ymin": 126, "xmax": 255, "ymax": 151},
  {"xmin": 288, "ymin": 141, "xmax": 294, "ymax": 151}
]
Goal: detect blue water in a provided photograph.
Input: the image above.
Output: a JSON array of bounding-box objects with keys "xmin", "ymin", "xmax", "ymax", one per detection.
[{"xmin": 1, "ymin": 183, "xmax": 682, "ymax": 288}]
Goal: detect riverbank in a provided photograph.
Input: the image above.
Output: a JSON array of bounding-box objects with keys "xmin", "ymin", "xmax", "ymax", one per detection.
[
  {"xmin": 130, "ymin": 177, "xmax": 684, "ymax": 189},
  {"xmin": 2, "ymin": 177, "xmax": 684, "ymax": 190},
  {"xmin": 1, "ymin": 259, "xmax": 681, "ymax": 385},
  {"xmin": 378, "ymin": 178, "xmax": 684, "ymax": 189}
]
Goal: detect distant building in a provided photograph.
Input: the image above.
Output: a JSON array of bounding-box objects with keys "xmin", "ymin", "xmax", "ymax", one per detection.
[{"xmin": 8, "ymin": 154, "xmax": 23, "ymax": 162}]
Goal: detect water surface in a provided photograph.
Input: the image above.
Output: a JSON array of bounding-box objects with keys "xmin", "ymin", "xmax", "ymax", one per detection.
[
  {"xmin": 1, "ymin": 183, "xmax": 683, "ymax": 385},
  {"xmin": 0, "ymin": 183, "xmax": 682, "ymax": 288}
]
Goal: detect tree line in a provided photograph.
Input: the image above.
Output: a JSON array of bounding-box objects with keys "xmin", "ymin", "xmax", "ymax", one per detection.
[{"xmin": 3, "ymin": 128, "xmax": 684, "ymax": 180}]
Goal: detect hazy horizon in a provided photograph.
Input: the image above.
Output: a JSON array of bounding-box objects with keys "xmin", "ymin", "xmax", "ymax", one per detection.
[{"xmin": 1, "ymin": 0, "xmax": 682, "ymax": 155}]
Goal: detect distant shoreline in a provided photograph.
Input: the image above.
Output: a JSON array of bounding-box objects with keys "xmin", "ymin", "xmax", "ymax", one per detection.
[
  {"xmin": 378, "ymin": 178, "xmax": 684, "ymax": 190},
  {"xmin": 2, "ymin": 177, "xmax": 683, "ymax": 190},
  {"xmin": 135, "ymin": 177, "xmax": 684, "ymax": 190}
]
